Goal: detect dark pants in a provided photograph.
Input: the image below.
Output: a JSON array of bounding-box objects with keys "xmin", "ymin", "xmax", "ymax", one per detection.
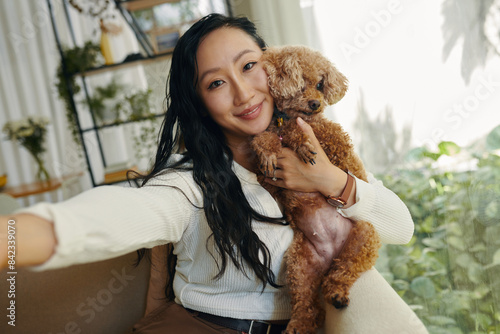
[{"xmin": 132, "ymin": 301, "xmax": 241, "ymax": 334}]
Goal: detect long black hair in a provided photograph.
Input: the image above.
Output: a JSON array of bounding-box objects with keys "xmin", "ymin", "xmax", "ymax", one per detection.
[{"xmin": 137, "ymin": 13, "xmax": 285, "ymax": 296}]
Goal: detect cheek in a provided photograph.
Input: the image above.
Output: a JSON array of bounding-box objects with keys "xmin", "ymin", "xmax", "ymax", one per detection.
[{"xmin": 202, "ymin": 93, "xmax": 229, "ymax": 121}]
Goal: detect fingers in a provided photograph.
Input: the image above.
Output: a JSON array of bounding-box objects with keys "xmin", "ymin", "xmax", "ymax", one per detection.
[{"xmin": 296, "ymin": 117, "xmax": 321, "ymax": 148}]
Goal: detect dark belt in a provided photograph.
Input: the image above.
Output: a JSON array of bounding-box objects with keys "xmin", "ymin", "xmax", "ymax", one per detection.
[{"xmin": 186, "ymin": 308, "xmax": 288, "ymax": 334}]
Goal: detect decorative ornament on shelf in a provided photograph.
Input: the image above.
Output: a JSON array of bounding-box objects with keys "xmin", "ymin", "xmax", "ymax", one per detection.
[
  {"xmin": 0, "ymin": 173, "xmax": 6, "ymax": 189},
  {"xmin": 68, "ymin": 0, "xmax": 123, "ymax": 65},
  {"xmin": 99, "ymin": 19, "xmax": 123, "ymax": 65},
  {"xmin": 2, "ymin": 116, "xmax": 51, "ymax": 182}
]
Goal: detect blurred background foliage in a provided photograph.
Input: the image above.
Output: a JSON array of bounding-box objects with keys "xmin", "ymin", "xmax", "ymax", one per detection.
[{"xmin": 374, "ymin": 125, "xmax": 500, "ymax": 334}]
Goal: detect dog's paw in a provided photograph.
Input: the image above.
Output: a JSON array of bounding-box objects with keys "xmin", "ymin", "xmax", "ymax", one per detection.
[
  {"xmin": 330, "ymin": 293, "xmax": 349, "ymax": 309},
  {"xmin": 285, "ymin": 319, "xmax": 319, "ymax": 334},
  {"xmin": 258, "ymin": 153, "xmax": 278, "ymax": 177},
  {"xmin": 296, "ymin": 140, "xmax": 317, "ymax": 165}
]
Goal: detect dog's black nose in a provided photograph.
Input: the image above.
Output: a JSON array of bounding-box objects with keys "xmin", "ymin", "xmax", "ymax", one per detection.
[{"xmin": 308, "ymin": 100, "xmax": 320, "ymax": 111}]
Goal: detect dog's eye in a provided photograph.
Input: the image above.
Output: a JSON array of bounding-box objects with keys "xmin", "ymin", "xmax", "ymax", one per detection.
[{"xmin": 316, "ymin": 80, "xmax": 324, "ymax": 91}]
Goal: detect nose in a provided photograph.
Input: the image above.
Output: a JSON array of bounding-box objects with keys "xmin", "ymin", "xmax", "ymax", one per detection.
[
  {"xmin": 308, "ymin": 100, "xmax": 320, "ymax": 111},
  {"xmin": 233, "ymin": 75, "xmax": 253, "ymax": 106}
]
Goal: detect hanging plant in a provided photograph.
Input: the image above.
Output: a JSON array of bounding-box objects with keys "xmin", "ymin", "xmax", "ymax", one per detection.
[
  {"xmin": 132, "ymin": 118, "xmax": 159, "ymax": 166},
  {"xmin": 126, "ymin": 88, "xmax": 155, "ymax": 122},
  {"xmin": 123, "ymin": 89, "xmax": 159, "ymax": 164},
  {"xmin": 55, "ymin": 41, "xmax": 101, "ymax": 148},
  {"xmin": 84, "ymin": 79, "xmax": 125, "ymax": 124}
]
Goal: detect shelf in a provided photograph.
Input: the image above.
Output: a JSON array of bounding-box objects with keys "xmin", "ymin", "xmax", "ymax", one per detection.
[
  {"xmin": 119, "ymin": 0, "xmax": 180, "ymax": 12},
  {"xmin": 74, "ymin": 52, "xmax": 172, "ymax": 77},
  {"xmin": 81, "ymin": 113, "xmax": 165, "ymax": 133},
  {"xmin": 2, "ymin": 172, "xmax": 83, "ymax": 198},
  {"xmin": 103, "ymin": 166, "xmax": 141, "ymax": 185},
  {"xmin": 119, "ymin": 0, "xmax": 179, "ymax": 12},
  {"xmin": 48, "ymin": 0, "xmax": 228, "ymax": 188}
]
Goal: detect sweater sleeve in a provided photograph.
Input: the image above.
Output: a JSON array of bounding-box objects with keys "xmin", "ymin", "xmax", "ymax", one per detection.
[
  {"xmin": 16, "ymin": 172, "xmax": 198, "ymax": 271},
  {"xmin": 338, "ymin": 173, "xmax": 414, "ymax": 245}
]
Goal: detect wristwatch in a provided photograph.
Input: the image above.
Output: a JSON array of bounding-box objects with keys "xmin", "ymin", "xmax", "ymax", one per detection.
[{"xmin": 326, "ymin": 173, "xmax": 354, "ymax": 208}]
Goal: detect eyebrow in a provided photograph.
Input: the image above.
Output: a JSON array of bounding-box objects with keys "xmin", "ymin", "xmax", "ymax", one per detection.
[{"xmin": 198, "ymin": 49, "xmax": 256, "ymax": 84}]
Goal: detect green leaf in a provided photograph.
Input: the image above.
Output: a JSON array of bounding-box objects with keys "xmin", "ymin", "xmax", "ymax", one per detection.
[
  {"xmin": 456, "ymin": 253, "xmax": 475, "ymax": 268},
  {"xmin": 426, "ymin": 325, "xmax": 463, "ymax": 334},
  {"xmin": 467, "ymin": 262, "xmax": 484, "ymax": 284},
  {"xmin": 410, "ymin": 276, "xmax": 436, "ymax": 298},
  {"xmin": 484, "ymin": 200, "xmax": 498, "ymax": 219},
  {"xmin": 392, "ymin": 279, "xmax": 410, "ymax": 292},
  {"xmin": 438, "ymin": 141, "xmax": 461, "ymax": 156},
  {"xmin": 447, "ymin": 222, "xmax": 463, "ymax": 237},
  {"xmin": 405, "ymin": 147, "xmax": 428, "ymax": 162},
  {"xmin": 447, "ymin": 236, "xmax": 466, "ymax": 251},
  {"xmin": 391, "ymin": 262, "xmax": 409, "ymax": 279},
  {"xmin": 422, "ymin": 237, "xmax": 446, "ymax": 249},
  {"xmin": 469, "ymin": 243, "xmax": 487, "ymax": 253},
  {"xmin": 472, "ymin": 285, "xmax": 491, "ymax": 299},
  {"xmin": 427, "ymin": 315, "xmax": 456, "ymax": 326},
  {"xmin": 472, "ymin": 312, "xmax": 492, "ymax": 330},
  {"xmin": 492, "ymin": 249, "xmax": 500, "ymax": 266},
  {"xmin": 486, "ymin": 125, "xmax": 500, "ymax": 150}
]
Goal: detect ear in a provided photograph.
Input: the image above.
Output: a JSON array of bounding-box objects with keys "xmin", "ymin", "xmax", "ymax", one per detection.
[
  {"xmin": 323, "ymin": 63, "xmax": 348, "ymax": 105},
  {"xmin": 263, "ymin": 47, "xmax": 304, "ymax": 99}
]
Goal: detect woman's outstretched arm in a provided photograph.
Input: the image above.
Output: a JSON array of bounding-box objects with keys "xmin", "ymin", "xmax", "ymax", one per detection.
[{"xmin": 1, "ymin": 214, "xmax": 56, "ymax": 269}]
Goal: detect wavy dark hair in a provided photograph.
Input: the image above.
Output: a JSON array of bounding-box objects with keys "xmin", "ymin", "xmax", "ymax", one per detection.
[{"xmin": 136, "ymin": 13, "xmax": 285, "ymax": 298}]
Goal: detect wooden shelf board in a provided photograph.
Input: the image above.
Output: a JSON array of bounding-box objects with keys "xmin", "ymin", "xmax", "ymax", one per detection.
[
  {"xmin": 2, "ymin": 172, "xmax": 83, "ymax": 198},
  {"xmin": 119, "ymin": 0, "xmax": 179, "ymax": 12},
  {"xmin": 103, "ymin": 166, "xmax": 141, "ymax": 185},
  {"xmin": 76, "ymin": 52, "xmax": 172, "ymax": 77}
]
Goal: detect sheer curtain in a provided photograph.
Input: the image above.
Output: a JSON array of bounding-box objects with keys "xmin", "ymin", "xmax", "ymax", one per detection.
[
  {"xmin": 0, "ymin": 0, "xmax": 149, "ymax": 206},
  {"xmin": 230, "ymin": 0, "xmax": 313, "ymax": 47},
  {"xmin": 0, "ymin": 0, "xmax": 73, "ymax": 206}
]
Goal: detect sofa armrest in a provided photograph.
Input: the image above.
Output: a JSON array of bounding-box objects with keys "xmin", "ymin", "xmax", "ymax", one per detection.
[{"xmin": 0, "ymin": 252, "xmax": 150, "ymax": 334}]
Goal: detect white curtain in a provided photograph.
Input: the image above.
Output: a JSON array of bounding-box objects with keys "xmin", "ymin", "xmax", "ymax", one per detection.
[
  {"xmin": 0, "ymin": 0, "xmax": 149, "ymax": 206},
  {"xmin": 230, "ymin": 0, "xmax": 315, "ymax": 47}
]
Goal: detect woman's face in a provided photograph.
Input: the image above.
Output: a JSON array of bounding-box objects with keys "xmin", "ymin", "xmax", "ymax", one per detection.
[{"xmin": 196, "ymin": 27, "xmax": 273, "ymax": 148}]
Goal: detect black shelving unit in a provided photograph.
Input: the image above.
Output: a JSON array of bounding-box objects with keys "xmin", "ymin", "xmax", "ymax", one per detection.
[{"xmin": 46, "ymin": 0, "xmax": 231, "ymax": 187}]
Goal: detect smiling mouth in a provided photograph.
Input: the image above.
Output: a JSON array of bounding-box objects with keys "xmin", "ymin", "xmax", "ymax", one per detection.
[{"xmin": 238, "ymin": 102, "xmax": 262, "ymax": 117}]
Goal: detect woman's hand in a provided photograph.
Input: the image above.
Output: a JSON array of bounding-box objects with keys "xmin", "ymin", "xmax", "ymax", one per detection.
[
  {"xmin": 264, "ymin": 117, "xmax": 356, "ymax": 208},
  {"xmin": 1, "ymin": 214, "xmax": 56, "ymax": 269}
]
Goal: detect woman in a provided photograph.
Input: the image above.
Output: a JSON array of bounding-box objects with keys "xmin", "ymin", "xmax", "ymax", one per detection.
[{"xmin": 1, "ymin": 13, "xmax": 424, "ymax": 334}]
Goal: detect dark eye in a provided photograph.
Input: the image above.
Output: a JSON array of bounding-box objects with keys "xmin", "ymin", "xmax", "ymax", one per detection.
[
  {"xmin": 244, "ymin": 62, "xmax": 256, "ymax": 71},
  {"xmin": 208, "ymin": 80, "xmax": 223, "ymax": 90},
  {"xmin": 316, "ymin": 80, "xmax": 324, "ymax": 91}
]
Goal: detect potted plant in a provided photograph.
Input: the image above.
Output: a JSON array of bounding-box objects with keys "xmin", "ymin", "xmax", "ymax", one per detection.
[{"xmin": 3, "ymin": 116, "xmax": 51, "ymax": 181}]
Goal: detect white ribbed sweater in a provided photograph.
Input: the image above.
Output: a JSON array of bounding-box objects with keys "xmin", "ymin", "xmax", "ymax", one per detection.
[{"xmin": 20, "ymin": 157, "xmax": 414, "ymax": 321}]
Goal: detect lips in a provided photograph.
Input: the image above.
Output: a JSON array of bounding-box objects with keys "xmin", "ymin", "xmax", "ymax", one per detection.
[{"xmin": 237, "ymin": 102, "xmax": 263, "ymax": 120}]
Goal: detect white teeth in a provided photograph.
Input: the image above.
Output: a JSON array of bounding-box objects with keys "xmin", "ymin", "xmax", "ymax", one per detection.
[{"xmin": 242, "ymin": 106, "xmax": 258, "ymax": 116}]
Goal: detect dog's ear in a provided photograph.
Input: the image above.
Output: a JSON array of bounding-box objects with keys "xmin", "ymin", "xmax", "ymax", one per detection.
[
  {"xmin": 263, "ymin": 47, "xmax": 304, "ymax": 99},
  {"xmin": 323, "ymin": 62, "xmax": 348, "ymax": 105}
]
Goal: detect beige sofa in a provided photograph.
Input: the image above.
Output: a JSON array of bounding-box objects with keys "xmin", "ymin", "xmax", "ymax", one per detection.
[
  {"xmin": 0, "ymin": 252, "xmax": 150, "ymax": 334},
  {"xmin": 0, "ymin": 243, "xmax": 430, "ymax": 334}
]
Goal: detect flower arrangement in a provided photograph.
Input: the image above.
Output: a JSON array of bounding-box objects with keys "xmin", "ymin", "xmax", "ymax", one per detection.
[{"xmin": 3, "ymin": 116, "xmax": 51, "ymax": 181}]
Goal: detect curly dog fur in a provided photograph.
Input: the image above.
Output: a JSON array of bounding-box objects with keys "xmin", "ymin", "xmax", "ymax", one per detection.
[{"xmin": 251, "ymin": 46, "xmax": 382, "ymax": 334}]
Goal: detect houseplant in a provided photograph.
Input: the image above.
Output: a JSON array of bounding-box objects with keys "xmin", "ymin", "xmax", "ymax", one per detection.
[{"xmin": 3, "ymin": 116, "xmax": 51, "ymax": 181}]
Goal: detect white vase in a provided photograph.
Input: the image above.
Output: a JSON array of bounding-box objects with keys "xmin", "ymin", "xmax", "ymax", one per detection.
[{"xmin": 100, "ymin": 126, "xmax": 131, "ymax": 173}]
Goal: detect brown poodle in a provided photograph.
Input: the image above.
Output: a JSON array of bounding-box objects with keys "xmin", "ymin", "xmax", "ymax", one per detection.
[{"xmin": 251, "ymin": 46, "xmax": 381, "ymax": 334}]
